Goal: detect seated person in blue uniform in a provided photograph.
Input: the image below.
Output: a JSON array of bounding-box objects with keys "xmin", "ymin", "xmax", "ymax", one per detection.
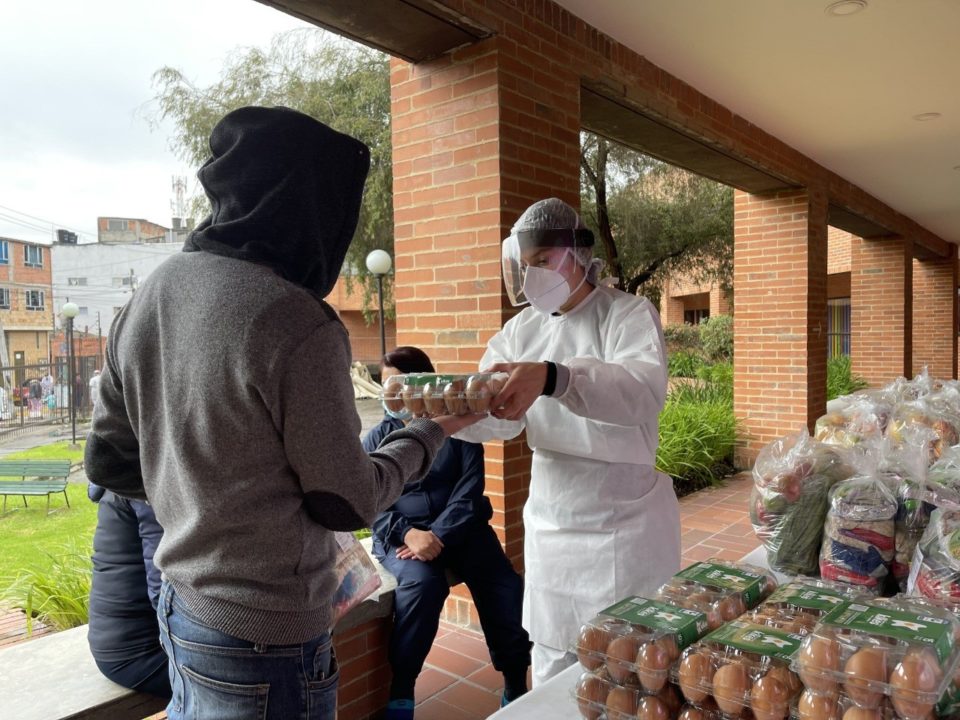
[
  {"xmin": 87, "ymin": 484, "xmax": 171, "ymax": 699},
  {"xmin": 363, "ymin": 346, "xmax": 531, "ymax": 719}
]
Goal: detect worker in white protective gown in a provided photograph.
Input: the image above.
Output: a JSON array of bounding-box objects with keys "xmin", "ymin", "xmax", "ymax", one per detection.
[{"xmin": 456, "ymin": 198, "xmax": 681, "ymax": 686}]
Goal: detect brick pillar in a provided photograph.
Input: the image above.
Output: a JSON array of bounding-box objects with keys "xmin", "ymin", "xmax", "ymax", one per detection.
[
  {"xmin": 390, "ymin": 39, "xmax": 580, "ymax": 620},
  {"xmin": 662, "ymin": 278, "xmax": 685, "ymax": 325},
  {"xmin": 850, "ymin": 236, "xmax": 913, "ymax": 386},
  {"xmin": 733, "ymin": 189, "xmax": 828, "ymax": 466},
  {"xmin": 913, "ymin": 247, "xmax": 958, "ymax": 380},
  {"xmin": 710, "ymin": 286, "xmax": 731, "ymax": 316}
]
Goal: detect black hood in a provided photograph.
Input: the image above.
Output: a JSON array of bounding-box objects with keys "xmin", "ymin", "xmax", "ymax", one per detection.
[{"xmin": 184, "ymin": 106, "xmax": 371, "ymax": 298}]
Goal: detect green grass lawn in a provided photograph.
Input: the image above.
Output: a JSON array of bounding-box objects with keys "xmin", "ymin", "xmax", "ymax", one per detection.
[{"xmin": 3, "ymin": 440, "xmax": 86, "ymax": 464}]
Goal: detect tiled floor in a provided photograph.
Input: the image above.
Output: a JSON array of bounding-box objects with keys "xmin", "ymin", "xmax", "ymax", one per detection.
[
  {"xmin": 412, "ymin": 471, "xmax": 758, "ymax": 717},
  {"xmin": 0, "ymin": 472, "xmax": 758, "ymax": 719}
]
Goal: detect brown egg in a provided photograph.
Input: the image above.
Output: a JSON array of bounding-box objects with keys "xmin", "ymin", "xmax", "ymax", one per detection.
[
  {"xmin": 750, "ymin": 674, "xmax": 790, "ymax": 720},
  {"xmin": 656, "ymin": 683, "xmax": 682, "ymax": 715},
  {"xmin": 678, "ymin": 706, "xmax": 707, "ymax": 720},
  {"xmin": 713, "ymin": 661, "xmax": 750, "ymax": 715},
  {"xmin": 606, "ymin": 634, "xmax": 641, "ymax": 684},
  {"xmin": 843, "ymin": 647, "xmax": 887, "ymax": 709},
  {"xmin": 442, "ymin": 379, "xmax": 468, "ymax": 415},
  {"xmin": 465, "ymin": 378, "xmax": 491, "ymax": 413},
  {"xmin": 636, "ymin": 640, "xmax": 672, "ymax": 692},
  {"xmin": 382, "ymin": 376, "xmax": 405, "ymax": 413},
  {"xmin": 401, "ymin": 385, "xmax": 425, "ymax": 415},
  {"xmin": 797, "ymin": 635, "xmax": 841, "ymax": 694},
  {"xmin": 796, "ymin": 689, "xmax": 839, "ymax": 720},
  {"xmin": 421, "ymin": 381, "xmax": 445, "ymax": 415},
  {"xmin": 636, "ymin": 696, "xmax": 670, "ymax": 720},
  {"xmin": 605, "ymin": 686, "xmax": 638, "ymax": 720},
  {"xmin": 576, "ymin": 625, "xmax": 610, "ymax": 672},
  {"xmin": 486, "ymin": 375, "xmax": 506, "ymax": 396},
  {"xmin": 889, "ymin": 648, "xmax": 944, "ymax": 719},
  {"xmin": 575, "ymin": 672, "xmax": 607, "ymax": 720},
  {"xmin": 719, "ymin": 594, "xmax": 747, "ymax": 621},
  {"xmin": 765, "ymin": 665, "xmax": 802, "ymax": 696},
  {"xmin": 678, "ymin": 651, "xmax": 713, "ymax": 703},
  {"xmin": 841, "ymin": 707, "xmax": 883, "ymax": 720}
]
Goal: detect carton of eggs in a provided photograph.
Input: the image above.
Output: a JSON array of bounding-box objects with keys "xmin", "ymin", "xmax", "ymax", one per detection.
[
  {"xmin": 792, "ymin": 596, "xmax": 960, "ymax": 719},
  {"xmin": 380, "ymin": 372, "xmax": 508, "ymax": 418},
  {"xmin": 674, "ymin": 620, "xmax": 804, "ymax": 720},
  {"xmin": 573, "ymin": 596, "xmax": 711, "ymax": 694},
  {"xmin": 657, "ymin": 559, "xmax": 779, "ymax": 631},
  {"xmin": 748, "ymin": 579, "xmax": 870, "ymax": 637},
  {"xmin": 573, "ymin": 670, "xmax": 684, "ymax": 720}
]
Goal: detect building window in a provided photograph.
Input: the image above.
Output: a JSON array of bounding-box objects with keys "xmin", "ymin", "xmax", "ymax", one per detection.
[
  {"xmin": 78, "ymin": 306, "xmax": 89, "ymax": 315},
  {"xmin": 25, "ymin": 289, "xmax": 45, "ymax": 311},
  {"xmin": 24, "ymin": 245, "xmax": 43, "ymax": 268},
  {"xmin": 68, "ymin": 277, "xmax": 87, "ymax": 286},
  {"xmin": 0, "ymin": 240, "xmax": 8, "ymax": 265},
  {"xmin": 107, "ymin": 219, "xmax": 127, "ymax": 231},
  {"xmin": 827, "ymin": 298, "xmax": 851, "ymax": 358},
  {"xmin": 0, "ymin": 288, "xmax": 9, "ymax": 309},
  {"xmin": 684, "ymin": 308, "xmax": 710, "ymax": 325},
  {"xmin": 112, "ymin": 275, "xmax": 137, "ymax": 288}
]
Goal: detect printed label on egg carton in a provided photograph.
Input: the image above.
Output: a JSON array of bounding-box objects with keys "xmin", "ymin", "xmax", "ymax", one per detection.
[
  {"xmin": 703, "ymin": 621, "xmax": 805, "ymax": 663},
  {"xmin": 674, "ymin": 560, "xmax": 773, "ymax": 607},
  {"xmin": 764, "ymin": 580, "xmax": 858, "ymax": 615},
  {"xmin": 573, "ymin": 670, "xmax": 684, "ymax": 720},
  {"xmin": 598, "ymin": 596, "xmax": 710, "ymax": 648}
]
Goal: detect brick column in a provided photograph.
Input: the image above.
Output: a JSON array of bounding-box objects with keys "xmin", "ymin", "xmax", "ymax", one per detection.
[
  {"xmin": 390, "ymin": 39, "xmax": 580, "ymax": 623},
  {"xmin": 913, "ymin": 247, "xmax": 958, "ymax": 380},
  {"xmin": 710, "ymin": 286, "xmax": 731, "ymax": 316},
  {"xmin": 733, "ymin": 189, "xmax": 828, "ymax": 465},
  {"xmin": 850, "ymin": 236, "xmax": 913, "ymax": 386},
  {"xmin": 662, "ymin": 279, "xmax": 685, "ymax": 325}
]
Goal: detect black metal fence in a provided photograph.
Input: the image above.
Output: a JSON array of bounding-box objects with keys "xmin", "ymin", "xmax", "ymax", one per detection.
[{"xmin": 0, "ymin": 358, "xmax": 99, "ymax": 440}]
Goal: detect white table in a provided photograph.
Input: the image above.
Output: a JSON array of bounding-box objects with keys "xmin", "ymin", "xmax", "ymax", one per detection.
[{"xmin": 488, "ymin": 547, "xmax": 788, "ymax": 719}]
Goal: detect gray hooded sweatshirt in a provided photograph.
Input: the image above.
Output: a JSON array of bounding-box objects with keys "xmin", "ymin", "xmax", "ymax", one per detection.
[{"xmin": 84, "ymin": 106, "xmax": 443, "ymax": 645}]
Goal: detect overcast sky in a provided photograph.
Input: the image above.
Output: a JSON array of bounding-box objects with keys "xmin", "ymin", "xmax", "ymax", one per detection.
[{"xmin": 0, "ymin": 0, "xmax": 314, "ymax": 245}]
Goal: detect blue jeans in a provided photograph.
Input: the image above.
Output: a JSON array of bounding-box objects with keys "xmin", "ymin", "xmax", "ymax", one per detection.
[{"xmin": 157, "ymin": 581, "xmax": 339, "ymax": 720}]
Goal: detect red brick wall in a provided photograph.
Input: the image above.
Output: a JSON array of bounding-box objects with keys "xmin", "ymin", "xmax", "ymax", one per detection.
[
  {"xmin": 850, "ymin": 236, "xmax": 913, "ymax": 386},
  {"xmin": 828, "ymin": 227, "xmax": 852, "ymax": 275},
  {"xmin": 733, "ymin": 189, "xmax": 827, "ymax": 465},
  {"xmin": 340, "ymin": 311, "xmax": 397, "ymax": 367},
  {"xmin": 913, "ymin": 250, "xmax": 958, "ymax": 380},
  {"xmin": 334, "ymin": 617, "xmax": 392, "ymax": 720}
]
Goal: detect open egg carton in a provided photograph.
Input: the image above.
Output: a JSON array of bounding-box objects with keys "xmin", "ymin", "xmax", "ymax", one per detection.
[
  {"xmin": 574, "ymin": 669, "xmax": 685, "ymax": 719},
  {"xmin": 380, "ymin": 371, "xmax": 508, "ymax": 417},
  {"xmin": 574, "ymin": 596, "xmax": 712, "ymax": 692},
  {"xmin": 792, "ymin": 595, "xmax": 960, "ymax": 719},
  {"xmin": 674, "ymin": 620, "xmax": 805, "ymax": 720},
  {"xmin": 747, "ymin": 579, "xmax": 871, "ymax": 638},
  {"xmin": 657, "ymin": 560, "xmax": 779, "ymax": 632}
]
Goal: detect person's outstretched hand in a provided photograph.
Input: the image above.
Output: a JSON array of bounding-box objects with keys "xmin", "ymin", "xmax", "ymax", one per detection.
[
  {"xmin": 397, "ymin": 528, "xmax": 443, "ymax": 561},
  {"xmin": 431, "ymin": 412, "xmax": 485, "ymax": 437},
  {"xmin": 484, "ymin": 362, "xmax": 547, "ymax": 421}
]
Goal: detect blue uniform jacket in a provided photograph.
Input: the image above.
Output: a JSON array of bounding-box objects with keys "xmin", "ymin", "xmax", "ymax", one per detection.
[{"xmin": 363, "ymin": 416, "xmax": 492, "ymax": 554}]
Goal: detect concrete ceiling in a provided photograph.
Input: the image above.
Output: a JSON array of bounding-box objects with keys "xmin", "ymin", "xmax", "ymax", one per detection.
[{"xmin": 554, "ymin": 0, "xmax": 960, "ymax": 245}]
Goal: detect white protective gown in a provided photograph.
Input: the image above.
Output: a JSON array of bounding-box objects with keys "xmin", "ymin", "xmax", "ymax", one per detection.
[{"xmin": 457, "ymin": 285, "xmax": 681, "ymax": 653}]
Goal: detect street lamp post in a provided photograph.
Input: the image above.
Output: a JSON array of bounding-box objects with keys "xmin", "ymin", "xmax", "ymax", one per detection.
[
  {"xmin": 365, "ymin": 249, "xmax": 393, "ymax": 360},
  {"xmin": 61, "ymin": 302, "xmax": 80, "ymax": 446}
]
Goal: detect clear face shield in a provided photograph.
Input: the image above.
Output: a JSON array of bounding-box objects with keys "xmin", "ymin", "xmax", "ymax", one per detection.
[{"xmin": 501, "ymin": 227, "xmax": 595, "ymax": 307}]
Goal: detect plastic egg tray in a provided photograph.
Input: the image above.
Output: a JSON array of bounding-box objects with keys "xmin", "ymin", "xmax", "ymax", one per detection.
[
  {"xmin": 658, "ymin": 560, "xmax": 778, "ymax": 631},
  {"xmin": 673, "ymin": 620, "xmax": 805, "ymax": 720},
  {"xmin": 573, "ymin": 669, "xmax": 684, "ymax": 720},
  {"xmin": 380, "ymin": 371, "xmax": 508, "ymax": 417},
  {"xmin": 748, "ymin": 580, "xmax": 870, "ymax": 637},
  {"xmin": 574, "ymin": 596, "xmax": 712, "ymax": 693},
  {"xmin": 791, "ymin": 596, "xmax": 960, "ymax": 720}
]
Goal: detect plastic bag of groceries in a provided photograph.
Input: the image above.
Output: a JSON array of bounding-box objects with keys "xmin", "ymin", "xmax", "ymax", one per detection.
[
  {"xmin": 750, "ymin": 429, "xmax": 850, "ymax": 575},
  {"xmin": 819, "ymin": 462, "xmax": 898, "ymax": 593},
  {"xmin": 924, "ymin": 446, "xmax": 960, "ymax": 509},
  {"xmin": 908, "ymin": 507, "xmax": 960, "ymax": 601},
  {"xmin": 886, "ymin": 398, "xmax": 960, "ymax": 464},
  {"xmin": 815, "ymin": 394, "xmax": 892, "ymax": 448}
]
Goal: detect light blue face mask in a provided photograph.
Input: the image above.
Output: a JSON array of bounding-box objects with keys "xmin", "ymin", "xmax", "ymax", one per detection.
[{"xmin": 382, "ymin": 399, "xmax": 411, "ymax": 421}]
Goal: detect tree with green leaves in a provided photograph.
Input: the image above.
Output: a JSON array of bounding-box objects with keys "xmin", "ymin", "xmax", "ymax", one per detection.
[
  {"xmin": 580, "ymin": 133, "xmax": 733, "ymax": 303},
  {"xmin": 150, "ymin": 29, "xmax": 393, "ymax": 314}
]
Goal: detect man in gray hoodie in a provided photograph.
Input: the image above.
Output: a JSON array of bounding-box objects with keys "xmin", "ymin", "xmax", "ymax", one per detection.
[{"xmin": 84, "ymin": 106, "xmax": 480, "ymax": 720}]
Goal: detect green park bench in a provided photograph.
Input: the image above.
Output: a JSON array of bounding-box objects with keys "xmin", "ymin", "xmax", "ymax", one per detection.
[{"xmin": 0, "ymin": 460, "xmax": 72, "ymax": 513}]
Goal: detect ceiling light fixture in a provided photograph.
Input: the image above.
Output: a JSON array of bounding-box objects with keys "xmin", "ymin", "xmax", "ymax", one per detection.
[
  {"xmin": 913, "ymin": 112, "xmax": 942, "ymax": 121},
  {"xmin": 825, "ymin": 0, "xmax": 868, "ymax": 16}
]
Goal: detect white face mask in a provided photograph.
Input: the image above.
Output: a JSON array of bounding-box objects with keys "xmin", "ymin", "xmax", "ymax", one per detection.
[{"xmin": 521, "ymin": 250, "xmax": 586, "ymax": 315}]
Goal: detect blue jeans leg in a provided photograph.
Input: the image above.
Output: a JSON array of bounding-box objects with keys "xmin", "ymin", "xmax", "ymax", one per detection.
[{"xmin": 156, "ymin": 580, "xmax": 338, "ymax": 720}]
